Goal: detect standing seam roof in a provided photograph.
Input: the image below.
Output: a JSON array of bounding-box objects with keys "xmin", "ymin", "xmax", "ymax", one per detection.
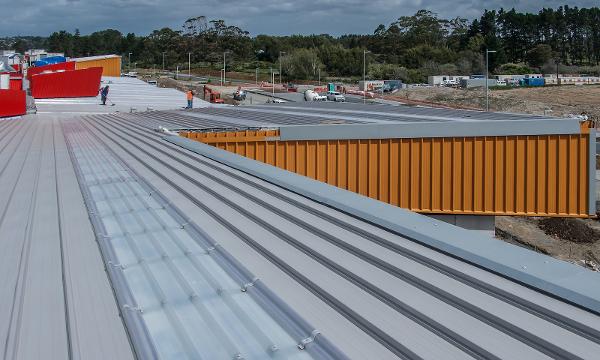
[
  {"xmin": 75, "ymin": 112, "xmax": 600, "ymax": 360},
  {"xmin": 0, "ymin": 117, "xmax": 133, "ymax": 360}
]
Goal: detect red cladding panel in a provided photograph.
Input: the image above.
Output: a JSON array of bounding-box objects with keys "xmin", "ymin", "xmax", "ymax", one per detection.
[
  {"xmin": 9, "ymin": 77, "xmax": 22, "ymax": 90},
  {"xmin": 30, "ymin": 67, "xmax": 103, "ymax": 99},
  {"xmin": 0, "ymin": 89, "xmax": 26, "ymax": 117},
  {"xmin": 26, "ymin": 61, "xmax": 76, "ymax": 80}
]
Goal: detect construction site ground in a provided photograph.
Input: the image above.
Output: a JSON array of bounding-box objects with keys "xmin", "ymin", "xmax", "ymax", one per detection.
[{"xmin": 388, "ymin": 85, "xmax": 600, "ymax": 120}]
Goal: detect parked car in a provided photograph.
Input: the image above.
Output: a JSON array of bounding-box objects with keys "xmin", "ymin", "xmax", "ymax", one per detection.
[{"xmin": 327, "ymin": 91, "xmax": 345, "ymax": 102}]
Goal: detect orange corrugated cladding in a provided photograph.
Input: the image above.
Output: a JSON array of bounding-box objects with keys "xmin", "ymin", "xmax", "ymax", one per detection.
[
  {"xmin": 180, "ymin": 128, "xmax": 593, "ymax": 217},
  {"xmin": 75, "ymin": 57, "xmax": 121, "ymax": 77}
]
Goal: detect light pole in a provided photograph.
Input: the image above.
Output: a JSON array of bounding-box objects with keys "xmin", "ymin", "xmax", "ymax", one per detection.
[
  {"xmin": 485, "ymin": 49, "xmax": 496, "ymax": 112},
  {"xmin": 128, "ymin": 52, "xmax": 132, "ymax": 72},
  {"xmin": 279, "ymin": 51, "xmax": 286, "ymax": 85},
  {"xmin": 223, "ymin": 52, "xmax": 226, "ymax": 86},
  {"xmin": 162, "ymin": 52, "xmax": 166, "ymax": 71},
  {"xmin": 363, "ymin": 49, "xmax": 370, "ymax": 104},
  {"xmin": 188, "ymin": 52, "xmax": 191, "ymax": 80},
  {"xmin": 318, "ymin": 68, "xmax": 321, "ymax": 86},
  {"xmin": 255, "ymin": 67, "xmax": 258, "ymax": 85}
]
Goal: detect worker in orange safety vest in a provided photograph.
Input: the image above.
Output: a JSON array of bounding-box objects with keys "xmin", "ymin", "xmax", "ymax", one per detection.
[{"xmin": 186, "ymin": 90, "xmax": 194, "ymax": 109}]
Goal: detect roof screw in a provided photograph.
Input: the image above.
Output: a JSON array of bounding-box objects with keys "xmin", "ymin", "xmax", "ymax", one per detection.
[
  {"xmin": 241, "ymin": 277, "xmax": 260, "ymax": 292},
  {"xmin": 297, "ymin": 330, "xmax": 321, "ymax": 350},
  {"xmin": 233, "ymin": 353, "xmax": 244, "ymax": 360},
  {"xmin": 269, "ymin": 345, "xmax": 279, "ymax": 353}
]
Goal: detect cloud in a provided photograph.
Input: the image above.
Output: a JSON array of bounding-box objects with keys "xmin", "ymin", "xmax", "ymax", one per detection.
[{"xmin": 3, "ymin": 0, "xmax": 598, "ymax": 37}]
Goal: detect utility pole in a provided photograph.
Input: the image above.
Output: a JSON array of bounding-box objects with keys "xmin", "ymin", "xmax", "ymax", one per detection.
[
  {"xmin": 555, "ymin": 58, "xmax": 561, "ymax": 86},
  {"xmin": 188, "ymin": 52, "xmax": 191, "ymax": 80},
  {"xmin": 162, "ymin": 52, "xmax": 166, "ymax": 71},
  {"xmin": 318, "ymin": 68, "xmax": 321, "ymax": 86},
  {"xmin": 485, "ymin": 49, "xmax": 496, "ymax": 112},
  {"xmin": 279, "ymin": 51, "xmax": 286, "ymax": 85},
  {"xmin": 363, "ymin": 49, "xmax": 370, "ymax": 104}
]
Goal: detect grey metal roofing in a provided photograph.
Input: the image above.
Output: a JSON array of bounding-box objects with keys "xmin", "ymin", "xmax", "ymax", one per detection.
[
  {"xmin": 34, "ymin": 76, "xmax": 209, "ymax": 115},
  {"xmin": 2, "ymin": 101, "xmax": 600, "ymax": 359},
  {"xmin": 0, "ymin": 116, "xmax": 134, "ymax": 360},
  {"xmin": 115, "ymin": 101, "xmax": 583, "ymax": 140},
  {"xmin": 74, "ymin": 111, "xmax": 600, "ymax": 359},
  {"xmin": 63, "ymin": 120, "xmax": 341, "ymax": 359}
]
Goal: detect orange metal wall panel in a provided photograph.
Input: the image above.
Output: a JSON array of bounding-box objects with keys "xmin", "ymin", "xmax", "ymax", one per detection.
[
  {"xmin": 75, "ymin": 57, "xmax": 122, "ymax": 77},
  {"xmin": 179, "ymin": 129, "xmax": 593, "ymax": 217}
]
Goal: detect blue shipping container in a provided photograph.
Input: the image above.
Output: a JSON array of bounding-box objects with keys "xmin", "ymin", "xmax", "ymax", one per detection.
[{"xmin": 520, "ymin": 78, "xmax": 545, "ymax": 86}]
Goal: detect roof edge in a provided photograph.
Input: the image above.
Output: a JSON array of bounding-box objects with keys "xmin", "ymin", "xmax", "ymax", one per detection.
[
  {"xmin": 165, "ymin": 135, "xmax": 600, "ymax": 315},
  {"xmin": 279, "ymin": 120, "xmax": 583, "ymax": 141}
]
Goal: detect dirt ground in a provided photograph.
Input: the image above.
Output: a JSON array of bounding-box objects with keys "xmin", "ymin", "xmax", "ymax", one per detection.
[
  {"xmin": 496, "ymin": 216, "xmax": 600, "ymax": 271},
  {"xmin": 389, "ymin": 85, "xmax": 600, "ymax": 120}
]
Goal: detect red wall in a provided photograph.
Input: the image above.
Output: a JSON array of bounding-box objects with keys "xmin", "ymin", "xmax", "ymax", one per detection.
[
  {"xmin": 0, "ymin": 89, "xmax": 26, "ymax": 117},
  {"xmin": 26, "ymin": 61, "xmax": 76, "ymax": 80},
  {"xmin": 30, "ymin": 67, "xmax": 103, "ymax": 99}
]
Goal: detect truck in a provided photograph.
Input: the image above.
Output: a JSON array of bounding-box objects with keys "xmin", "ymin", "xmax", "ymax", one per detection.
[{"xmin": 304, "ymin": 89, "xmax": 326, "ymax": 101}]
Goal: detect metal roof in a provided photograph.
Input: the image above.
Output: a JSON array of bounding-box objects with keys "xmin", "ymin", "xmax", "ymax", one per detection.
[
  {"xmin": 77, "ymin": 111, "xmax": 600, "ymax": 359},
  {"xmin": 2, "ymin": 101, "xmax": 600, "ymax": 359},
  {"xmin": 119, "ymin": 102, "xmax": 582, "ymax": 139},
  {"xmin": 0, "ymin": 116, "xmax": 134, "ymax": 360},
  {"xmin": 72, "ymin": 55, "xmax": 122, "ymax": 62},
  {"xmin": 34, "ymin": 76, "xmax": 209, "ymax": 115}
]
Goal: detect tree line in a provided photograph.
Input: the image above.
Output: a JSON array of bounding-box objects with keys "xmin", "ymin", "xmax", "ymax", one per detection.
[{"xmin": 3, "ymin": 5, "xmax": 600, "ymax": 83}]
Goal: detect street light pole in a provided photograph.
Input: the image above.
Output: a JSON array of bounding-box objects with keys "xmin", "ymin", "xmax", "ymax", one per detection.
[
  {"xmin": 223, "ymin": 52, "xmax": 226, "ymax": 85},
  {"xmin": 363, "ymin": 49, "xmax": 370, "ymax": 104},
  {"xmin": 188, "ymin": 52, "xmax": 191, "ymax": 80},
  {"xmin": 128, "ymin": 52, "xmax": 132, "ymax": 72},
  {"xmin": 255, "ymin": 67, "xmax": 258, "ymax": 85},
  {"xmin": 318, "ymin": 68, "xmax": 321, "ymax": 86},
  {"xmin": 279, "ymin": 51, "xmax": 286, "ymax": 85},
  {"xmin": 485, "ymin": 49, "xmax": 496, "ymax": 112}
]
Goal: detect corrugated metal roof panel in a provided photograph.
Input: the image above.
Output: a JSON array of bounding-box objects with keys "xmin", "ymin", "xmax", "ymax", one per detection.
[
  {"xmin": 63, "ymin": 121, "xmax": 342, "ymax": 359},
  {"xmin": 0, "ymin": 117, "xmax": 134, "ymax": 360},
  {"xmin": 78, "ymin": 112, "xmax": 600, "ymax": 359}
]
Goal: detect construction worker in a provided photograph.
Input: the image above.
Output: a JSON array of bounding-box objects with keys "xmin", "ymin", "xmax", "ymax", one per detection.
[
  {"xmin": 100, "ymin": 85, "xmax": 109, "ymax": 105},
  {"xmin": 186, "ymin": 89, "xmax": 194, "ymax": 109}
]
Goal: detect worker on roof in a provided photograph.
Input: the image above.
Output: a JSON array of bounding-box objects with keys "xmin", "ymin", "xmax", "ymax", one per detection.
[
  {"xmin": 186, "ymin": 90, "xmax": 194, "ymax": 109},
  {"xmin": 100, "ymin": 85, "xmax": 109, "ymax": 105}
]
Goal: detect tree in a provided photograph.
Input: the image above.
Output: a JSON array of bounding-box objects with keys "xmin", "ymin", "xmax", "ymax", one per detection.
[
  {"xmin": 526, "ymin": 44, "xmax": 553, "ymax": 68},
  {"xmin": 281, "ymin": 49, "xmax": 322, "ymax": 80}
]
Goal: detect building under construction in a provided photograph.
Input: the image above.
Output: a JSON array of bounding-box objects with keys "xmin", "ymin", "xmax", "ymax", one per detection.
[{"xmin": 0, "ymin": 77, "xmax": 599, "ymax": 360}]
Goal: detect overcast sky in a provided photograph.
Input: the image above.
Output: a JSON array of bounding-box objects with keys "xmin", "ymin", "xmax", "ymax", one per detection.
[{"xmin": 4, "ymin": 0, "xmax": 598, "ymax": 37}]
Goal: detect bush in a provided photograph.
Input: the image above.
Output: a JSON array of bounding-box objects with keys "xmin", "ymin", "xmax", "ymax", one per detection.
[{"xmin": 496, "ymin": 63, "xmax": 533, "ymax": 75}]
